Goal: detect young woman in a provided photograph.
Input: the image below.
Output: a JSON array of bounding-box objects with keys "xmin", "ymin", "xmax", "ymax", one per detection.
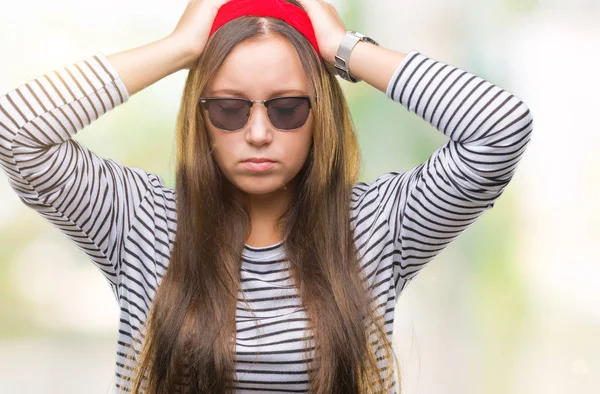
[{"xmin": 0, "ymin": 0, "xmax": 533, "ymax": 392}]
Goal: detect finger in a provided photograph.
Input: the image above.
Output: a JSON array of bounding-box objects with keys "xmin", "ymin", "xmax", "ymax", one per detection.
[
  {"xmin": 297, "ymin": 0, "xmax": 318, "ymax": 8},
  {"xmin": 212, "ymin": 0, "xmax": 231, "ymax": 7}
]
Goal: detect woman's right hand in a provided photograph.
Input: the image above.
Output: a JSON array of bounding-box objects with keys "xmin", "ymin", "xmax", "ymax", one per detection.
[{"xmin": 169, "ymin": 0, "xmax": 232, "ymax": 70}]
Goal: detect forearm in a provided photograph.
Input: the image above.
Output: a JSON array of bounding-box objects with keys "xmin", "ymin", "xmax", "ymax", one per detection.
[
  {"xmin": 106, "ymin": 35, "xmax": 196, "ymax": 96},
  {"xmin": 377, "ymin": 49, "xmax": 533, "ymax": 197},
  {"xmin": 347, "ymin": 42, "xmax": 407, "ymax": 94}
]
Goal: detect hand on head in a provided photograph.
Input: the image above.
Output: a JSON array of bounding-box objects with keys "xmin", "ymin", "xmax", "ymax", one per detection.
[
  {"xmin": 170, "ymin": 0, "xmax": 233, "ymax": 70},
  {"xmin": 170, "ymin": 0, "xmax": 348, "ymax": 70},
  {"xmin": 295, "ymin": 0, "xmax": 348, "ymax": 66}
]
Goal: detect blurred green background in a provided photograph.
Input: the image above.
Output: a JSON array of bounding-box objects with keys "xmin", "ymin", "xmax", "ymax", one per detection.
[{"xmin": 0, "ymin": 0, "xmax": 598, "ymax": 393}]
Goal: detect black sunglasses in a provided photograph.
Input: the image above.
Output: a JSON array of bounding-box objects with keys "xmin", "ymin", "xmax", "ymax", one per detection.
[{"xmin": 199, "ymin": 95, "xmax": 317, "ymax": 132}]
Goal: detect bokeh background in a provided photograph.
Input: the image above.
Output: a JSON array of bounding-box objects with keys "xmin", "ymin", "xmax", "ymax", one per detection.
[{"xmin": 0, "ymin": 0, "xmax": 598, "ymax": 393}]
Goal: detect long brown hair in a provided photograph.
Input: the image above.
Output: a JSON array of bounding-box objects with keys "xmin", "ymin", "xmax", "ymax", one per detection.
[{"xmin": 127, "ymin": 1, "xmax": 402, "ymax": 392}]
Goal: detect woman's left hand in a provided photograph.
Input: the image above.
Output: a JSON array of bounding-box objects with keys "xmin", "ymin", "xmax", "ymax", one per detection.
[{"xmin": 297, "ymin": 0, "xmax": 348, "ymax": 66}]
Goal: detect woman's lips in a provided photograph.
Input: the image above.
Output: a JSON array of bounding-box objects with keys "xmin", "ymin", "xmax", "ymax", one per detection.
[{"xmin": 242, "ymin": 161, "xmax": 276, "ymax": 172}]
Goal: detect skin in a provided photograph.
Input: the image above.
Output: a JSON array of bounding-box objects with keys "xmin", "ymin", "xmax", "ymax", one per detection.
[
  {"xmin": 193, "ymin": 0, "xmax": 406, "ymax": 246},
  {"xmin": 108, "ymin": 0, "xmax": 407, "ymax": 244},
  {"xmin": 203, "ymin": 34, "xmax": 314, "ymax": 246}
]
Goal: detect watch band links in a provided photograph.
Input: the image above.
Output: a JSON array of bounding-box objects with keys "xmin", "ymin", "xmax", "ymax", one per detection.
[{"xmin": 334, "ymin": 30, "xmax": 380, "ymax": 83}]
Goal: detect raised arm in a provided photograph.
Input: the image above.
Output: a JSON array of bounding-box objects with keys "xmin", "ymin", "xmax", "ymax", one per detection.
[
  {"xmin": 294, "ymin": 0, "xmax": 533, "ymax": 296},
  {"xmin": 353, "ymin": 48, "xmax": 533, "ymax": 295},
  {"xmin": 0, "ymin": 35, "xmax": 191, "ymax": 290}
]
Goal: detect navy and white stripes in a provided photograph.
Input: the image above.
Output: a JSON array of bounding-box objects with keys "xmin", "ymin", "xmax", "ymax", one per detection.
[{"xmin": 0, "ymin": 50, "xmax": 532, "ymax": 392}]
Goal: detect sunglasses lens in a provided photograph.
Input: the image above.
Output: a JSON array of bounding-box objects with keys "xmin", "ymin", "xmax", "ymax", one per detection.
[
  {"xmin": 207, "ymin": 99, "xmax": 250, "ymax": 131},
  {"xmin": 204, "ymin": 97, "xmax": 312, "ymax": 131},
  {"xmin": 267, "ymin": 97, "xmax": 311, "ymax": 130}
]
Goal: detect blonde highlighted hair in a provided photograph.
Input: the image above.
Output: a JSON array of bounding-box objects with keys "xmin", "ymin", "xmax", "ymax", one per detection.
[{"xmin": 125, "ymin": 1, "xmax": 402, "ymax": 392}]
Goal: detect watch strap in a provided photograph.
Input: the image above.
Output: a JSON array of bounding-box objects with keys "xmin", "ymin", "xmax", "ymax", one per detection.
[{"xmin": 334, "ymin": 31, "xmax": 380, "ymax": 83}]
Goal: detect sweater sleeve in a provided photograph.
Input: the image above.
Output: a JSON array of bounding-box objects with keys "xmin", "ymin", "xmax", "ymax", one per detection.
[
  {"xmin": 0, "ymin": 53, "xmax": 165, "ymax": 289},
  {"xmin": 364, "ymin": 50, "xmax": 533, "ymax": 292}
]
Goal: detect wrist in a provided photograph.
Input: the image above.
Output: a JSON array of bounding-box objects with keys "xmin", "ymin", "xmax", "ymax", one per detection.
[
  {"xmin": 347, "ymin": 41, "xmax": 370, "ymax": 77},
  {"xmin": 165, "ymin": 34, "xmax": 202, "ymax": 71},
  {"xmin": 331, "ymin": 31, "xmax": 380, "ymax": 83},
  {"xmin": 325, "ymin": 31, "xmax": 348, "ymax": 67}
]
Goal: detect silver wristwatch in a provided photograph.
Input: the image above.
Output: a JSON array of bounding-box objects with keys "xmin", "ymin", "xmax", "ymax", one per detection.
[{"xmin": 334, "ymin": 30, "xmax": 380, "ymax": 83}]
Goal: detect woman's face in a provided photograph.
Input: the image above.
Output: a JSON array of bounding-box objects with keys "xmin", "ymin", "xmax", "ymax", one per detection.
[{"xmin": 203, "ymin": 35, "xmax": 314, "ymax": 197}]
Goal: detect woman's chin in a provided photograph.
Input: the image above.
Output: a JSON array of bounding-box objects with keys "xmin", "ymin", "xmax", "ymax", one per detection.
[{"xmin": 234, "ymin": 178, "xmax": 290, "ymax": 196}]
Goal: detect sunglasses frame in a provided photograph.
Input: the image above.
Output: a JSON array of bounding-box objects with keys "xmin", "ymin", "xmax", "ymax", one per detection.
[{"xmin": 198, "ymin": 95, "xmax": 318, "ymax": 132}]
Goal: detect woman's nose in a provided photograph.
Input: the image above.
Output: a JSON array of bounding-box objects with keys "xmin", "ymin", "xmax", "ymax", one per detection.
[{"xmin": 245, "ymin": 104, "xmax": 273, "ymax": 145}]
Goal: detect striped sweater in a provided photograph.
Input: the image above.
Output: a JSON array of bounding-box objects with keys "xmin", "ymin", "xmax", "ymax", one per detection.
[{"xmin": 0, "ymin": 50, "xmax": 533, "ymax": 393}]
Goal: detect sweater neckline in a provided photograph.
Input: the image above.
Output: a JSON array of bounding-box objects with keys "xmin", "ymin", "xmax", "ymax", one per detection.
[{"xmin": 242, "ymin": 239, "xmax": 285, "ymax": 260}]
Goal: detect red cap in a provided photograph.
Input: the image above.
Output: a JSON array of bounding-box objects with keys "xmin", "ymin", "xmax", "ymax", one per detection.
[{"xmin": 209, "ymin": 0, "xmax": 321, "ymax": 57}]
